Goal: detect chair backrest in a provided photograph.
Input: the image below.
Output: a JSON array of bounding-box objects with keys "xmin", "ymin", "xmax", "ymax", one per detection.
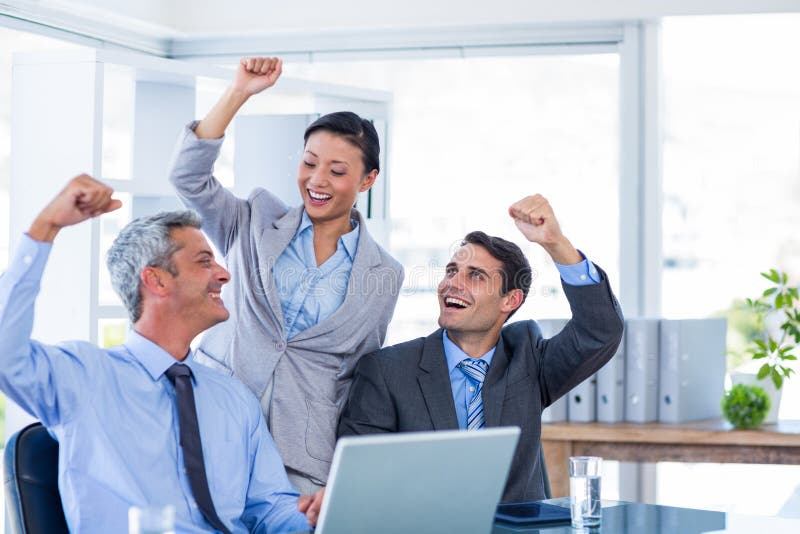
[{"xmin": 3, "ymin": 422, "xmax": 69, "ymax": 534}]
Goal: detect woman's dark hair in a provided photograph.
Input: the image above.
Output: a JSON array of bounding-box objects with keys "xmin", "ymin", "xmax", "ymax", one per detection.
[
  {"xmin": 303, "ymin": 112, "xmax": 380, "ymax": 174},
  {"xmin": 462, "ymin": 231, "xmax": 532, "ymax": 321}
]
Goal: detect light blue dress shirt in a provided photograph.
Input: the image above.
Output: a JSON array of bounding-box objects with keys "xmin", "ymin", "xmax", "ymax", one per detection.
[
  {"xmin": 0, "ymin": 235, "xmax": 309, "ymax": 534},
  {"xmin": 443, "ymin": 331, "xmax": 496, "ymax": 429},
  {"xmin": 444, "ymin": 256, "xmax": 600, "ymax": 428},
  {"xmin": 273, "ymin": 211, "xmax": 359, "ymax": 339},
  {"xmin": 553, "ymin": 254, "xmax": 601, "ymax": 287}
]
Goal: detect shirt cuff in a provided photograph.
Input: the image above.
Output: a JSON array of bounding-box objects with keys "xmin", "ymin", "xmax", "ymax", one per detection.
[
  {"xmin": 187, "ymin": 120, "xmax": 225, "ymax": 144},
  {"xmin": 554, "ymin": 251, "xmax": 600, "ymax": 286},
  {"xmin": 5, "ymin": 234, "xmax": 52, "ymax": 283}
]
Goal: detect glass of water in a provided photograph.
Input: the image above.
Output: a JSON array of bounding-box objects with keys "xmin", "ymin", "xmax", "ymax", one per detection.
[
  {"xmin": 569, "ymin": 456, "xmax": 602, "ymax": 528},
  {"xmin": 128, "ymin": 505, "xmax": 176, "ymax": 534}
]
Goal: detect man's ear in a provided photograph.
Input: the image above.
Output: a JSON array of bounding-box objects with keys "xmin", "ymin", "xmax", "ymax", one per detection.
[
  {"xmin": 500, "ymin": 288, "xmax": 524, "ymax": 314},
  {"xmin": 140, "ymin": 266, "xmax": 170, "ymax": 297},
  {"xmin": 359, "ymin": 169, "xmax": 379, "ymax": 192}
]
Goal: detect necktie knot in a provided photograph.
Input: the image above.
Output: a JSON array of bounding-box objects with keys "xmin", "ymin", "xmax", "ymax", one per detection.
[
  {"xmin": 458, "ymin": 358, "xmax": 488, "ymax": 385},
  {"xmin": 165, "ymin": 363, "xmax": 192, "ymax": 384}
]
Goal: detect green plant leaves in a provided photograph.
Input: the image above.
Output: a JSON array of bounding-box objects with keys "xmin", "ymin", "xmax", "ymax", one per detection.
[
  {"xmin": 721, "ymin": 383, "xmax": 771, "ymax": 429},
  {"xmin": 771, "ymin": 368, "xmax": 783, "ymax": 389},
  {"xmin": 757, "ymin": 363, "xmax": 771, "ymax": 379},
  {"xmin": 744, "ymin": 268, "xmax": 799, "ymax": 390}
]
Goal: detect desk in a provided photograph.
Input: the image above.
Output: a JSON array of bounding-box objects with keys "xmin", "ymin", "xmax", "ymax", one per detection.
[
  {"xmin": 541, "ymin": 419, "xmax": 800, "ymax": 497},
  {"xmin": 492, "ymin": 500, "xmax": 800, "ymax": 533}
]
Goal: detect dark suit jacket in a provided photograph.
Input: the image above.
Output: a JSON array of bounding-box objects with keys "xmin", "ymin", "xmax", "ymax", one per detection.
[{"xmin": 338, "ymin": 266, "xmax": 624, "ymax": 502}]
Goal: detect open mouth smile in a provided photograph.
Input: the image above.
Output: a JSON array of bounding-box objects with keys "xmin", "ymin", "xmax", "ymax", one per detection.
[
  {"xmin": 443, "ymin": 296, "xmax": 471, "ymax": 309},
  {"xmin": 307, "ymin": 189, "xmax": 332, "ymax": 206}
]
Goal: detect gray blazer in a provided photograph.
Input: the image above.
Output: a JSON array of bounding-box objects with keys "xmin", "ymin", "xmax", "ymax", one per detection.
[
  {"xmin": 169, "ymin": 124, "xmax": 404, "ymax": 483},
  {"xmin": 339, "ymin": 267, "xmax": 623, "ymax": 502}
]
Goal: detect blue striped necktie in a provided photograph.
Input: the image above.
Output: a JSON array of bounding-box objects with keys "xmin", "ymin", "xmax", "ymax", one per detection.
[{"xmin": 458, "ymin": 358, "xmax": 489, "ymax": 430}]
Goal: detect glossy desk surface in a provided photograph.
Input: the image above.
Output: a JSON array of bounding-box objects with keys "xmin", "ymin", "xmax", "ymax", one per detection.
[
  {"xmin": 295, "ymin": 500, "xmax": 800, "ymax": 533},
  {"xmin": 492, "ymin": 499, "xmax": 800, "ymax": 534}
]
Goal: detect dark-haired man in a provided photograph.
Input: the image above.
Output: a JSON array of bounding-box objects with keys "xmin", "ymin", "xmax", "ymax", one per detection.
[{"xmin": 338, "ymin": 194, "xmax": 624, "ymax": 502}]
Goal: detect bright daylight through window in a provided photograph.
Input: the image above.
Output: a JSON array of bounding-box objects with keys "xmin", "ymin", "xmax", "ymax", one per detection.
[
  {"xmin": 659, "ymin": 14, "xmax": 800, "ymax": 516},
  {"xmin": 286, "ymin": 54, "xmax": 620, "ymax": 345}
]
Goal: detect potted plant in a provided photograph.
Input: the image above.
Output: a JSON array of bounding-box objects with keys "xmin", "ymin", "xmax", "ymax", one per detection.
[
  {"xmin": 729, "ymin": 269, "xmax": 798, "ymax": 423},
  {"xmin": 721, "ymin": 383, "xmax": 771, "ymax": 429}
]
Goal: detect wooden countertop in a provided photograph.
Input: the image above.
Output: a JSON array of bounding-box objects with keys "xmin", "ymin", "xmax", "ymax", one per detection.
[{"xmin": 541, "ymin": 419, "xmax": 800, "ymax": 447}]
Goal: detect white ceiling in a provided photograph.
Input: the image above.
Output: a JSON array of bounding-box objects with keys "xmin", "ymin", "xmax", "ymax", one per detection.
[
  {"xmin": 167, "ymin": 0, "xmax": 800, "ymax": 34},
  {"xmin": 8, "ymin": 0, "xmax": 800, "ymax": 37},
  {"xmin": 1, "ymin": 0, "xmax": 798, "ymax": 59}
]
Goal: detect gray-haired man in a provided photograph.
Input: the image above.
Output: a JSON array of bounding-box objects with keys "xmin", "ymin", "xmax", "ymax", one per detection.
[{"xmin": 0, "ymin": 174, "xmax": 323, "ymax": 533}]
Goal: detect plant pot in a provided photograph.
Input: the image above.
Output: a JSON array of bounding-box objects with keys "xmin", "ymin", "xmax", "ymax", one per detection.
[{"xmin": 729, "ymin": 369, "xmax": 783, "ymax": 424}]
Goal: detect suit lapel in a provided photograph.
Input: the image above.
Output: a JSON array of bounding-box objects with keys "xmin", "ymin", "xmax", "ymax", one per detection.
[
  {"xmin": 417, "ymin": 330, "xmax": 459, "ymax": 430},
  {"xmin": 290, "ymin": 209, "xmax": 382, "ymax": 342},
  {"xmin": 483, "ymin": 335, "xmax": 510, "ymax": 427},
  {"xmin": 259, "ymin": 207, "xmax": 303, "ymax": 332}
]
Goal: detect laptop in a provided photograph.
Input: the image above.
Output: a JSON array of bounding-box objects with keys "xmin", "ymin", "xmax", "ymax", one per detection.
[{"xmin": 315, "ymin": 427, "xmax": 521, "ymax": 534}]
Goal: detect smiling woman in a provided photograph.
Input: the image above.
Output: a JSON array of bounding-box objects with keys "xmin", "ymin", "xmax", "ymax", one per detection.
[
  {"xmin": 168, "ymin": 57, "xmax": 404, "ymax": 494},
  {"xmin": 297, "ymin": 115, "xmax": 379, "ymax": 262}
]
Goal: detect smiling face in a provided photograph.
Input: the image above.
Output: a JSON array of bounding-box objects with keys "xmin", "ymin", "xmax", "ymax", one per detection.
[
  {"xmin": 162, "ymin": 227, "xmax": 231, "ymax": 333},
  {"xmin": 297, "ymin": 130, "xmax": 377, "ymax": 227},
  {"xmin": 437, "ymin": 243, "xmax": 523, "ymax": 338}
]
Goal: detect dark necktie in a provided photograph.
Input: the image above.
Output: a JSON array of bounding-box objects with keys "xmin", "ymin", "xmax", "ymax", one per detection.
[{"xmin": 165, "ymin": 363, "xmax": 231, "ymax": 534}]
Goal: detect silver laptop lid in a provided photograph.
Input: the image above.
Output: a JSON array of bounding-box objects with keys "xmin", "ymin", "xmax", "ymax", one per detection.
[{"xmin": 316, "ymin": 427, "xmax": 521, "ymax": 534}]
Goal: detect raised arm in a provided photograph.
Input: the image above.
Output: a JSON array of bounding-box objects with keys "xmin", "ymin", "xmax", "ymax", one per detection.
[
  {"xmin": 169, "ymin": 57, "xmax": 283, "ymax": 255},
  {"xmin": 0, "ymin": 175, "xmax": 121, "ymax": 425},
  {"xmin": 195, "ymin": 57, "xmax": 282, "ymax": 139},
  {"xmin": 507, "ymin": 194, "xmax": 623, "ymax": 403},
  {"xmin": 508, "ymin": 194, "xmax": 582, "ymax": 265},
  {"xmin": 29, "ymin": 173, "xmax": 121, "ymax": 242}
]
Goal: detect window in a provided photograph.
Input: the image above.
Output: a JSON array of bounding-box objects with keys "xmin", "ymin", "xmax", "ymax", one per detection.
[
  {"xmin": 662, "ymin": 15, "xmax": 800, "ymax": 325},
  {"xmin": 0, "ymin": 26, "xmax": 86, "ymax": 530},
  {"xmin": 285, "ymin": 54, "xmax": 620, "ymax": 343},
  {"xmin": 0, "ymin": 27, "xmax": 83, "ymax": 271},
  {"xmin": 660, "ymin": 14, "xmax": 800, "ymax": 516}
]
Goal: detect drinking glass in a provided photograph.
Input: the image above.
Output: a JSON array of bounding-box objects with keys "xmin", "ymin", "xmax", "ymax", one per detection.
[{"xmin": 569, "ymin": 456, "xmax": 602, "ymax": 528}]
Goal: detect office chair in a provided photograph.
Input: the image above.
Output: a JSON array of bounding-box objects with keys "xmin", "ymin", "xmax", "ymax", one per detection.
[{"xmin": 3, "ymin": 422, "xmax": 69, "ymax": 534}]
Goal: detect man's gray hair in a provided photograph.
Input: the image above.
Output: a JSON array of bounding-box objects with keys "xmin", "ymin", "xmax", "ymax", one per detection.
[{"xmin": 106, "ymin": 210, "xmax": 202, "ymax": 323}]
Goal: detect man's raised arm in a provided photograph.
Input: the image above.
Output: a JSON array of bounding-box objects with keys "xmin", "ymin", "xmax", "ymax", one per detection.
[
  {"xmin": 28, "ymin": 174, "xmax": 121, "ymax": 242},
  {"xmin": 0, "ymin": 174, "xmax": 120, "ymax": 425}
]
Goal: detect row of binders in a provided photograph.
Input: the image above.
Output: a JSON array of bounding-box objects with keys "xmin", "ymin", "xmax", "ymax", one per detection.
[{"xmin": 540, "ymin": 317, "xmax": 727, "ymax": 424}]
